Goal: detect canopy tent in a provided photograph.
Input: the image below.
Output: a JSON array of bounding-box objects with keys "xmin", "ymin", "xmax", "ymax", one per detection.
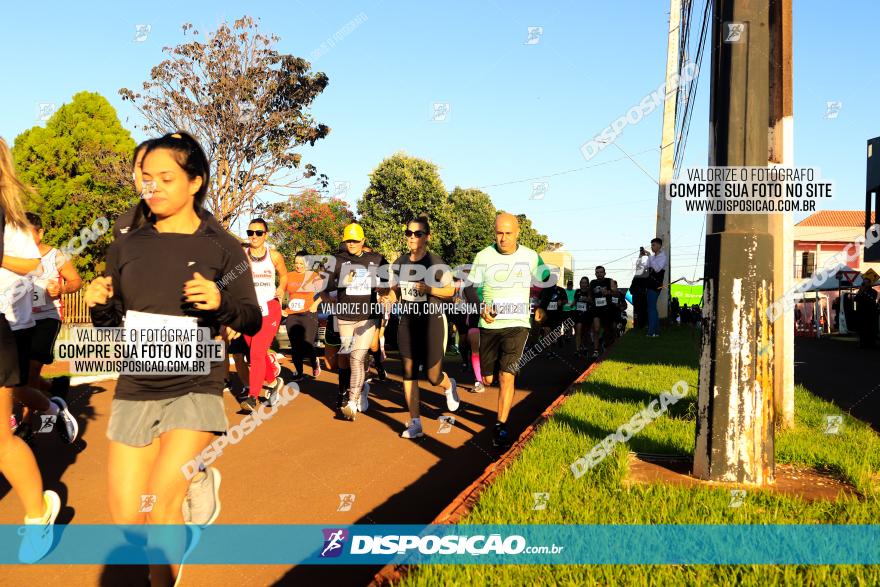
[{"xmin": 796, "ymin": 264, "xmax": 863, "ymax": 293}]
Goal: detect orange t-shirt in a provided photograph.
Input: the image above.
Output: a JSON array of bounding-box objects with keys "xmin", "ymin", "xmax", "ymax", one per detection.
[{"xmin": 285, "ymin": 271, "xmax": 321, "ymax": 314}]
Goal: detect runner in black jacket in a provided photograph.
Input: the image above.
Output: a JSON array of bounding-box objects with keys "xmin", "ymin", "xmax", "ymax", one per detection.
[{"xmin": 86, "ymin": 132, "xmax": 261, "ymax": 585}]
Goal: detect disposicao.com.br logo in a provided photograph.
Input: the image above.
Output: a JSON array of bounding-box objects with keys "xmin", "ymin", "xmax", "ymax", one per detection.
[{"xmin": 321, "ymin": 531, "xmax": 564, "ymax": 557}]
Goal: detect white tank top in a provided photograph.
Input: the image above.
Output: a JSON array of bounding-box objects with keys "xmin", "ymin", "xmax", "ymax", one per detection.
[
  {"xmin": 249, "ymin": 247, "xmax": 276, "ymax": 316},
  {"xmin": 32, "ymin": 248, "xmax": 62, "ymax": 321}
]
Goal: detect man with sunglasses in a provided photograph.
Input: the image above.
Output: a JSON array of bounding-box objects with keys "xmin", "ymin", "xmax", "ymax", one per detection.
[
  {"xmin": 320, "ymin": 223, "xmax": 390, "ymax": 421},
  {"xmin": 236, "ymin": 218, "xmax": 288, "ymax": 413},
  {"xmin": 469, "ymin": 213, "xmax": 553, "ymax": 449}
]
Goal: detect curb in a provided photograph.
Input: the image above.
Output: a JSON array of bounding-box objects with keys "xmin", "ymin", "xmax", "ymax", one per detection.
[{"xmin": 369, "ymin": 348, "xmax": 611, "ymax": 586}]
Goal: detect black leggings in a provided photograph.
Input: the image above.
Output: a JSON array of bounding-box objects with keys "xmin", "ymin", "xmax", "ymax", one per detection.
[
  {"xmin": 285, "ymin": 313, "xmax": 318, "ymax": 374},
  {"xmin": 397, "ymin": 314, "xmax": 446, "ymax": 384},
  {"xmin": 451, "ymin": 314, "xmax": 471, "ymax": 363}
]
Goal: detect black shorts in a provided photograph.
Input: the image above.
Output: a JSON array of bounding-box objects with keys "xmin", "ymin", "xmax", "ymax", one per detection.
[
  {"xmin": 543, "ymin": 311, "xmax": 565, "ymax": 330},
  {"xmin": 30, "ymin": 318, "xmax": 61, "ymax": 365},
  {"xmin": 479, "ymin": 326, "xmax": 529, "ymax": 376},
  {"xmin": 285, "ymin": 313, "xmax": 319, "ymax": 348},
  {"xmin": 590, "ymin": 305, "xmax": 616, "ymax": 325},
  {"xmin": 12, "ymin": 326, "xmax": 33, "ymax": 386},
  {"xmin": 397, "ymin": 314, "xmax": 446, "ymax": 380},
  {"xmin": 0, "ymin": 314, "xmax": 21, "ymax": 387}
]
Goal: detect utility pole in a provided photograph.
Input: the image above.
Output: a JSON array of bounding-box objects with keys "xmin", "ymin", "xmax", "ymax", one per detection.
[
  {"xmin": 693, "ymin": 0, "xmax": 775, "ymax": 484},
  {"xmin": 655, "ymin": 0, "xmax": 681, "ymax": 319},
  {"xmin": 769, "ymin": 0, "xmax": 795, "ymax": 428}
]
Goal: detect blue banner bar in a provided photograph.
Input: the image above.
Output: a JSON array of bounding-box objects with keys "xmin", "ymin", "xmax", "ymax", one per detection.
[{"xmin": 4, "ymin": 524, "xmax": 879, "ymax": 565}]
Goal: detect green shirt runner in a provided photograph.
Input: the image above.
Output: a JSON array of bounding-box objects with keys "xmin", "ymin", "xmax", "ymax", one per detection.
[{"xmin": 469, "ymin": 244, "xmax": 550, "ymax": 330}]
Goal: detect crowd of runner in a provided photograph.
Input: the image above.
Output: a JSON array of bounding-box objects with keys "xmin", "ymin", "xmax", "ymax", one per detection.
[{"xmin": 0, "ymin": 132, "xmax": 634, "ymax": 581}]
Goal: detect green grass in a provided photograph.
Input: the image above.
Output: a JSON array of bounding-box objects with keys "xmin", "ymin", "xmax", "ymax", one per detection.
[{"xmin": 400, "ymin": 326, "xmax": 880, "ymax": 586}]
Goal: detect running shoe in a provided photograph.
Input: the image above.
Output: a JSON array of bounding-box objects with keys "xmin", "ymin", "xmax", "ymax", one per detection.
[
  {"xmin": 49, "ymin": 397, "xmax": 78, "ymax": 444},
  {"xmin": 401, "ymin": 418, "xmax": 424, "ymax": 439},
  {"xmin": 239, "ymin": 396, "xmax": 257, "ymax": 413},
  {"xmin": 14, "ymin": 420, "xmax": 34, "ymax": 445},
  {"xmin": 183, "ymin": 467, "xmax": 222, "ymax": 527},
  {"xmin": 444, "ymin": 379, "xmax": 460, "ymax": 412},
  {"xmin": 9, "ymin": 414, "xmax": 17, "ymax": 433},
  {"xmin": 264, "ymin": 377, "xmax": 283, "ymax": 407},
  {"xmin": 591, "ymin": 350, "xmax": 600, "ymax": 360},
  {"xmin": 290, "ymin": 372, "xmax": 305, "ymax": 382},
  {"xmin": 492, "ymin": 422, "xmax": 511, "ymax": 449},
  {"xmin": 313, "ymin": 363, "xmax": 322, "ymax": 378},
  {"xmin": 48, "ymin": 376, "xmax": 70, "ymax": 402},
  {"xmin": 359, "ymin": 382, "xmax": 370, "ymax": 413},
  {"xmin": 341, "ymin": 400, "xmax": 358, "ymax": 421},
  {"xmin": 472, "ymin": 381, "xmax": 485, "ymax": 394},
  {"xmin": 18, "ymin": 490, "xmax": 61, "ymax": 563},
  {"xmin": 375, "ymin": 365, "xmax": 386, "ymax": 381}
]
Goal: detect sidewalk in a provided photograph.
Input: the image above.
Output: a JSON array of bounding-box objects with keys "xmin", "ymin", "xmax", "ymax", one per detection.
[{"xmin": 0, "ymin": 335, "xmax": 588, "ymax": 586}]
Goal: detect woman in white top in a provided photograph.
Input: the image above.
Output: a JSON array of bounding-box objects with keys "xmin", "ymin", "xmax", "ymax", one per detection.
[{"xmin": 0, "ymin": 137, "xmax": 61, "ymax": 563}]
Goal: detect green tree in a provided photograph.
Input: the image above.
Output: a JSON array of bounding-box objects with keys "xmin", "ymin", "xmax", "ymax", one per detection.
[
  {"xmin": 357, "ymin": 152, "xmax": 454, "ymax": 262},
  {"xmin": 447, "ymin": 187, "xmax": 496, "ymax": 266},
  {"xmin": 258, "ymin": 189, "xmax": 353, "ymax": 261},
  {"xmin": 120, "ymin": 16, "xmax": 330, "ymax": 228},
  {"xmin": 496, "ymin": 210, "xmax": 549, "ymax": 253},
  {"xmin": 13, "ymin": 92, "xmax": 136, "ymax": 280}
]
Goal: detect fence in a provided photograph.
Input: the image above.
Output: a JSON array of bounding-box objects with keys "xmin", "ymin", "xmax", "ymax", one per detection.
[{"xmin": 61, "ymin": 290, "xmax": 91, "ymax": 324}]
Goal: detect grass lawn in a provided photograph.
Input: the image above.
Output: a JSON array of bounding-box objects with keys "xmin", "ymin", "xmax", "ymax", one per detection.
[{"xmin": 400, "ymin": 325, "xmax": 880, "ymax": 586}]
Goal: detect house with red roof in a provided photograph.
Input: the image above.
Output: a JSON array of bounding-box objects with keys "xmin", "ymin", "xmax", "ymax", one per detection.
[{"xmin": 793, "ymin": 210, "xmax": 877, "ymax": 280}]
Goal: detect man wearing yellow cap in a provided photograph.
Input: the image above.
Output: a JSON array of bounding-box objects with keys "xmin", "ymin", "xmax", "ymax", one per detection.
[{"xmin": 319, "ymin": 223, "xmax": 390, "ymax": 420}]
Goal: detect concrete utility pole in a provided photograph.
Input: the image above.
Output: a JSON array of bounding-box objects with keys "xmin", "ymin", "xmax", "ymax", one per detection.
[
  {"xmin": 693, "ymin": 0, "xmax": 775, "ymax": 484},
  {"xmin": 769, "ymin": 0, "xmax": 795, "ymax": 428},
  {"xmin": 655, "ymin": 0, "xmax": 682, "ymax": 319}
]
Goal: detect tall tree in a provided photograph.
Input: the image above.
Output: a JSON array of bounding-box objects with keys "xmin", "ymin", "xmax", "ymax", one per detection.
[
  {"xmin": 258, "ymin": 189, "xmax": 354, "ymax": 261},
  {"xmin": 13, "ymin": 92, "xmax": 135, "ymax": 280},
  {"xmin": 447, "ymin": 187, "xmax": 496, "ymax": 266},
  {"xmin": 119, "ymin": 16, "xmax": 330, "ymax": 228},
  {"xmin": 357, "ymin": 153, "xmax": 455, "ymax": 262}
]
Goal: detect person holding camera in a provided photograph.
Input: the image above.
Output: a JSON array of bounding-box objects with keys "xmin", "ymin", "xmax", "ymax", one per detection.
[{"xmin": 644, "ymin": 237, "xmax": 667, "ymax": 338}]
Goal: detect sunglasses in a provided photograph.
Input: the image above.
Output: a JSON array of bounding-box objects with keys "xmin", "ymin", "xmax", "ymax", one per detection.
[
  {"xmin": 246, "ymin": 230, "xmax": 266, "ymax": 237},
  {"xmin": 404, "ymin": 230, "xmax": 426, "ymax": 238}
]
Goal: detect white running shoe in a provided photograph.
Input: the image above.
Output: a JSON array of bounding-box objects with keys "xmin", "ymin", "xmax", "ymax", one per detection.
[
  {"xmin": 18, "ymin": 490, "xmax": 61, "ymax": 563},
  {"xmin": 359, "ymin": 382, "xmax": 370, "ymax": 413},
  {"xmin": 444, "ymin": 378, "xmax": 460, "ymax": 412},
  {"xmin": 50, "ymin": 397, "xmax": 78, "ymax": 444},
  {"xmin": 401, "ymin": 418, "xmax": 424, "ymax": 439},
  {"xmin": 183, "ymin": 467, "xmax": 221, "ymax": 527},
  {"xmin": 472, "ymin": 381, "xmax": 486, "ymax": 394},
  {"xmin": 341, "ymin": 401, "xmax": 357, "ymax": 421}
]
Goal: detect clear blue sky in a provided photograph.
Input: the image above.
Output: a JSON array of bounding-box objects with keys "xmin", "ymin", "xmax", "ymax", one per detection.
[{"xmin": 1, "ymin": 0, "xmax": 876, "ymax": 285}]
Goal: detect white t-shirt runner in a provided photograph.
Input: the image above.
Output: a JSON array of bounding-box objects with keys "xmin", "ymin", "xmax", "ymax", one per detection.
[
  {"xmin": 0, "ymin": 223, "xmax": 41, "ymax": 330},
  {"xmin": 469, "ymin": 244, "xmax": 549, "ymax": 330},
  {"xmin": 32, "ymin": 247, "xmax": 63, "ymax": 321},
  {"xmin": 249, "ymin": 248, "xmax": 276, "ymax": 316}
]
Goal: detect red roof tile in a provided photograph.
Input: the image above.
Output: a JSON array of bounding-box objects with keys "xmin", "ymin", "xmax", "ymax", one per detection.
[{"xmin": 796, "ymin": 210, "xmax": 875, "ymax": 227}]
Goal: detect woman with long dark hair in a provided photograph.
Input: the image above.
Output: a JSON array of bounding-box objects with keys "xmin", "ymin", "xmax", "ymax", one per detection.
[
  {"xmin": 86, "ymin": 132, "xmax": 261, "ymax": 585},
  {"xmin": 0, "ymin": 137, "xmax": 61, "ymax": 564}
]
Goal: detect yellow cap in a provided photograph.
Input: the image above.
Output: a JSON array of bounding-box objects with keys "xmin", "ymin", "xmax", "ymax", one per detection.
[{"xmin": 342, "ymin": 223, "xmax": 365, "ymax": 242}]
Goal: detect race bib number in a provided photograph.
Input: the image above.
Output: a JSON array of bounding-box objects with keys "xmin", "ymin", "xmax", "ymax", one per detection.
[
  {"xmin": 492, "ymin": 298, "xmax": 528, "ymax": 319},
  {"xmin": 611, "ymin": 297, "xmax": 618, "ymax": 304},
  {"xmin": 400, "ymin": 281, "xmax": 427, "ymax": 302},
  {"xmin": 547, "ymin": 301, "xmax": 558, "ymax": 311},
  {"xmin": 124, "ymin": 310, "xmax": 198, "ymax": 330},
  {"xmin": 289, "ymin": 298, "xmax": 305, "ymax": 311},
  {"xmin": 576, "ymin": 302, "xmax": 587, "ymax": 312},
  {"xmin": 345, "ymin": 267, "xmax": 371, "ymax": 296},
  {"xmin": 595, "ymin": 298, "xmax": 607, "ymax": 307},
  {"xmin": 33, "ymin": 287, "xmax": 47, "ymax": 308}
]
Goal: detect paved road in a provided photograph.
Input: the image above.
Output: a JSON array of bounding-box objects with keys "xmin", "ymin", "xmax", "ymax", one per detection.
[{"xmin": 0, "ymin": 331, "xmax": 587, "ymax": 586}]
